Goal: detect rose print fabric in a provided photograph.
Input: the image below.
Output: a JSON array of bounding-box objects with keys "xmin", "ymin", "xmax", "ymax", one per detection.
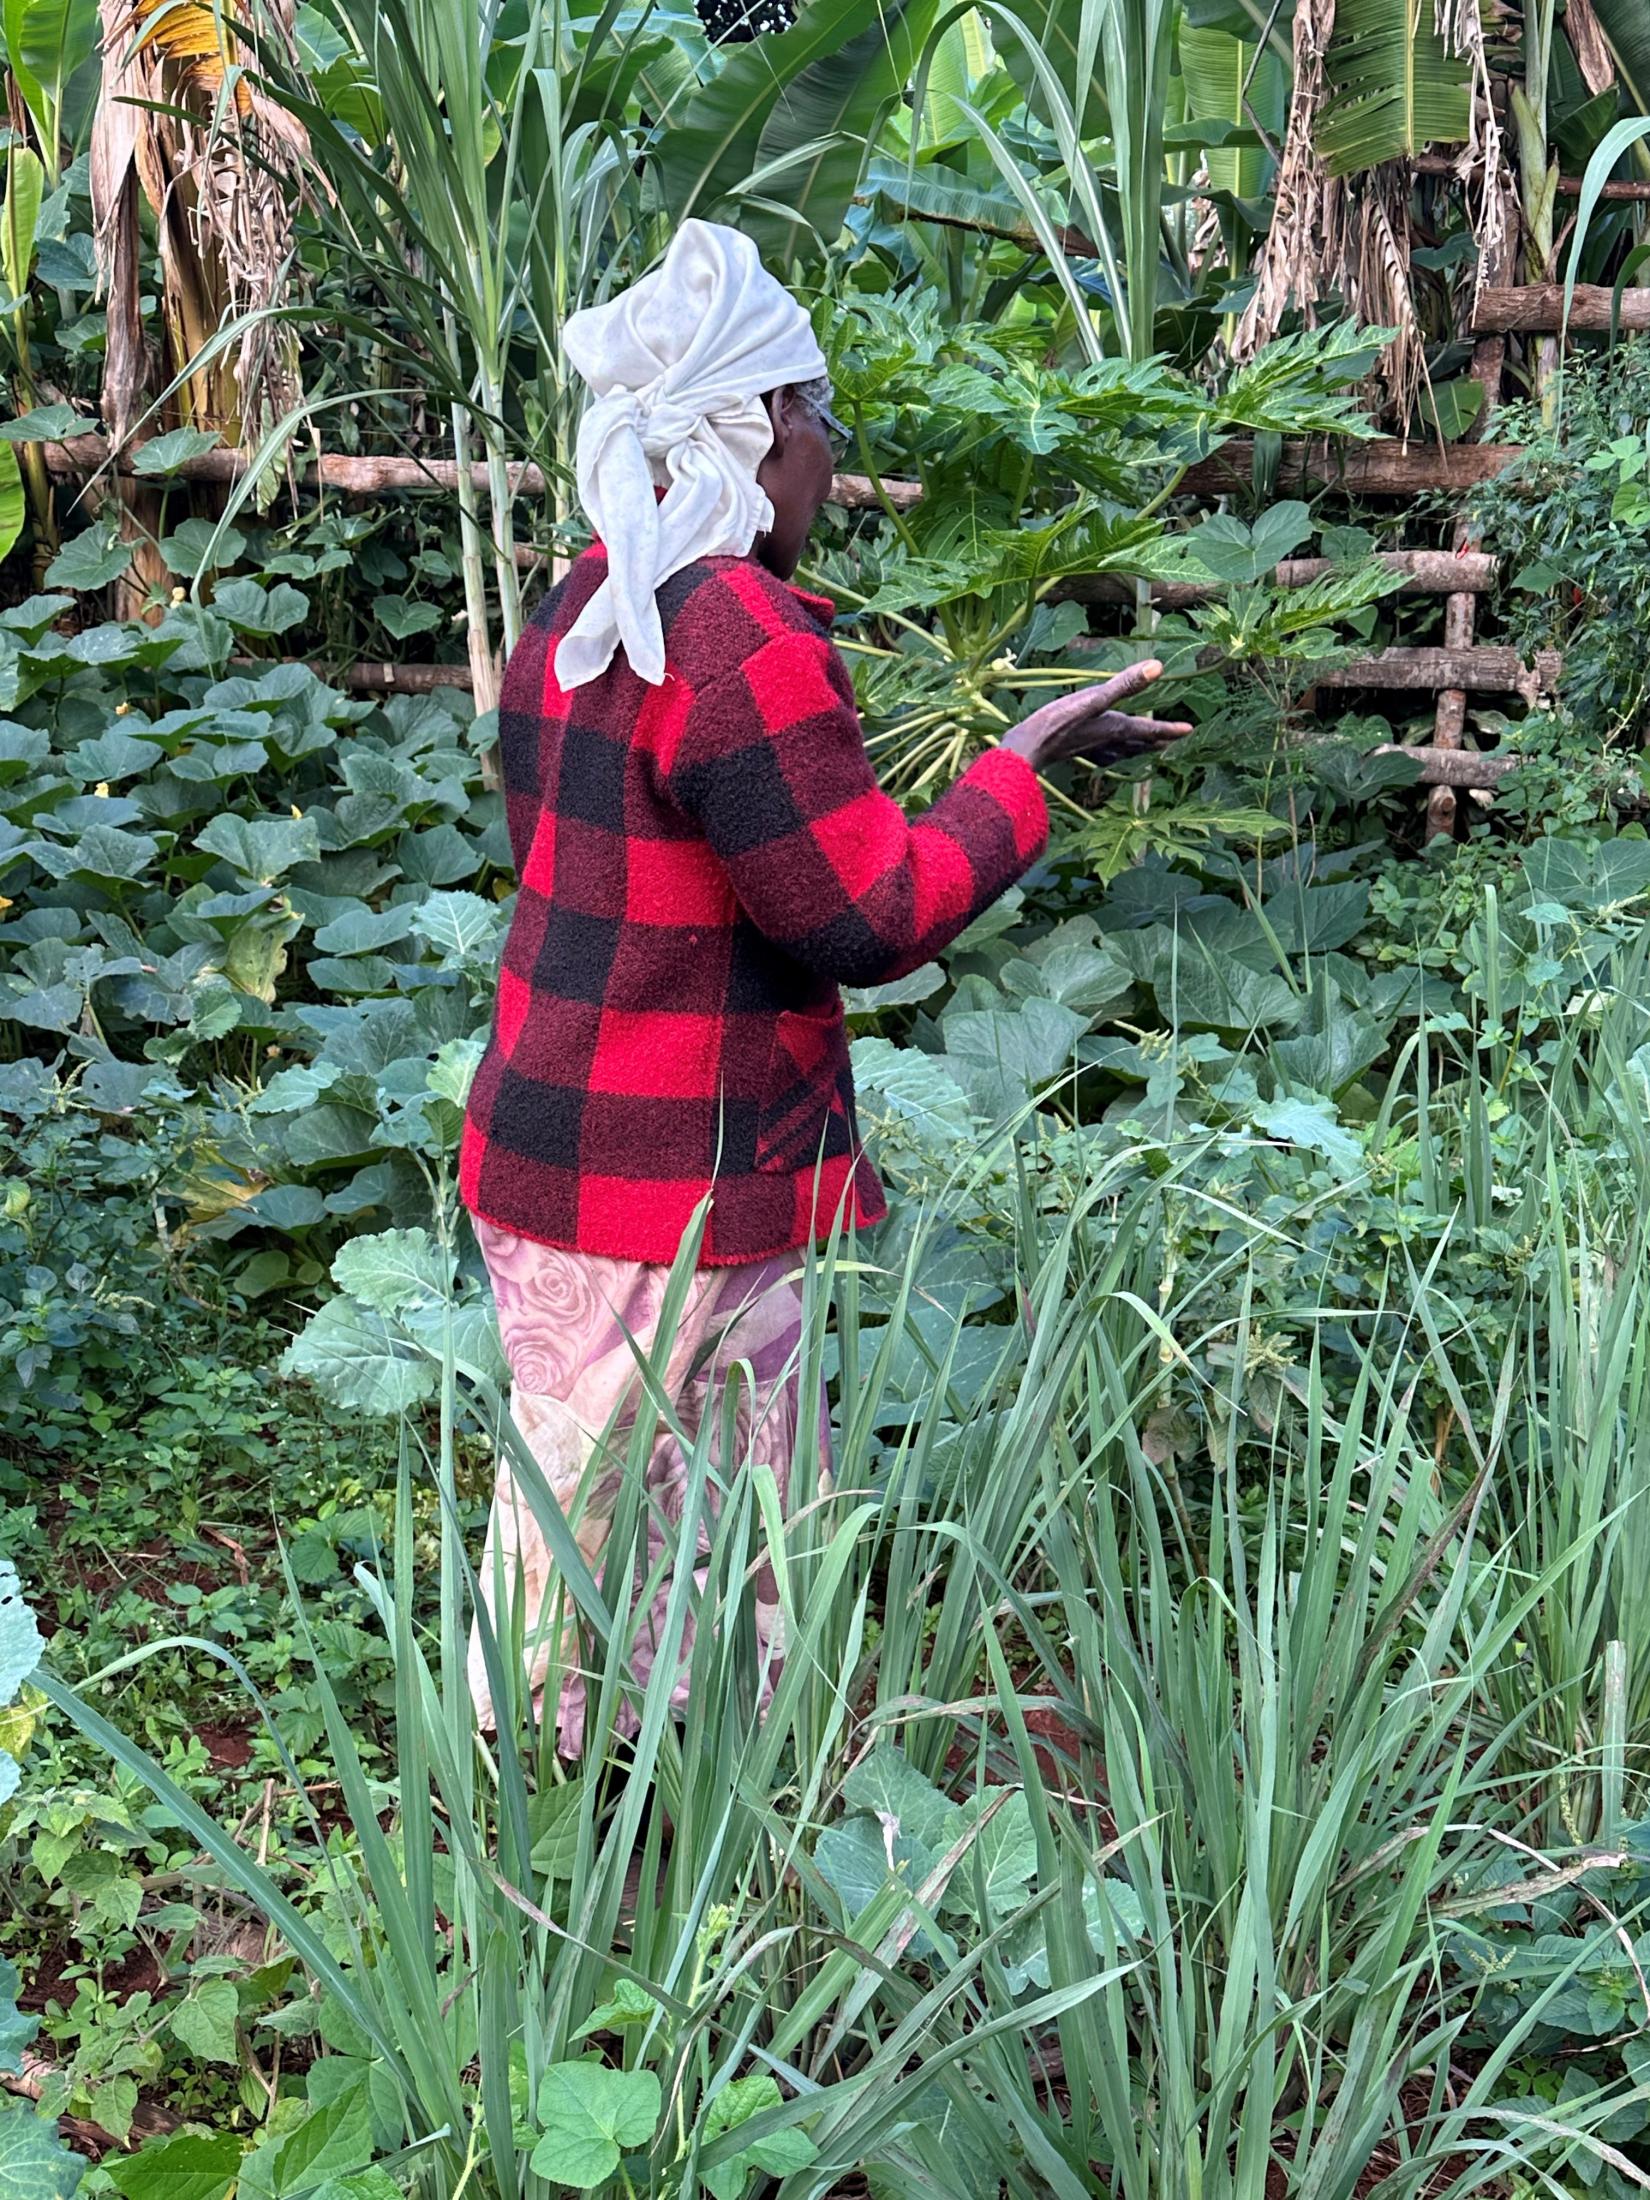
[{"xmin": 469, "ymin": 1218, "xmax": 820, "ymax": 1754}]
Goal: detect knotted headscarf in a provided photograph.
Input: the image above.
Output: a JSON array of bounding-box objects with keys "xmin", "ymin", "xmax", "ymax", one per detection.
[{"xmin": 553, "ymin": 220, "xmax": 830, "ymax": 691}]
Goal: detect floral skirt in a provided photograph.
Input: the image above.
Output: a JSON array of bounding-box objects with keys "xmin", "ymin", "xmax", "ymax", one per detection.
[{"xmin": 469, "ymin": 1219, "xmax": 820, "ymax": 1754}]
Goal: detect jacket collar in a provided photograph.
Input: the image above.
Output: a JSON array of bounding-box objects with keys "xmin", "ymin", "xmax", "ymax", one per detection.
[
  {"xmin": 787, "ymin": 583, "xmax": 837, "ymax": 630},
  {"xmin": 575, "ymin": 538, "xmax": 836, "ymax": 630}
]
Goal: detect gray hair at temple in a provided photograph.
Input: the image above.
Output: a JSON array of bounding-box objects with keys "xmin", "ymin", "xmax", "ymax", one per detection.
[{"xmin": 792, "ymin": 375, "xmax": 849, "ymax": 448}]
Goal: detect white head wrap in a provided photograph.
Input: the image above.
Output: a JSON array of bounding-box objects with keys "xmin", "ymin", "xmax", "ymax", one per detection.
[{"xmin": 553, "ymin": 219, "xmax": 830, "ymax": 692}]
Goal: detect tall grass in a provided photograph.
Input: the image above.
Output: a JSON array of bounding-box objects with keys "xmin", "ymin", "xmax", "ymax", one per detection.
[{"xmin": 38, "ymin": 1103, "xmax": 1650, "ymax": 2194}]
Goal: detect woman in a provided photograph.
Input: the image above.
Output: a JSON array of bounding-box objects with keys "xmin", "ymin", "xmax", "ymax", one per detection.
[{"xmin": 459, "ymin": 221, "xmax": 1189, "ymax": 1747}]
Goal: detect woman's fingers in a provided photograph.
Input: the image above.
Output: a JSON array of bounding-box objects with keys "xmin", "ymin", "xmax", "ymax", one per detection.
[
  {"xmin": 1081, "ymin": 658, "xmax": 1165, "ymax": 714},
  {"xmin": 1023, "ymin": 661, "xmax": 1166, "ymax": 740},
  {"xmin": 1106, "ymin": 713, "xmax": 1194, "ymax": 739}
]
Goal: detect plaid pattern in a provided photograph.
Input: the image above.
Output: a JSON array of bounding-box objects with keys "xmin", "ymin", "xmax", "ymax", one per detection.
[{"xmin": 460, "ymin": 548, "xmax": 1048, "ymax": 1265}]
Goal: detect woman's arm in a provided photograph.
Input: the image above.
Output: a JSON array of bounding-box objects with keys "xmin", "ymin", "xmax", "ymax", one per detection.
[{"xmin": 667, "ymin": 625, "xmax": 1186, "ymax": 987}]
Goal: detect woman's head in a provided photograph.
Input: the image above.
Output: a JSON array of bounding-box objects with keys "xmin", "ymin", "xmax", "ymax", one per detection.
[
  {"xmin": 553, "ymin": 220, "xmax": 833, "ymax": 691},
  {"xmin": 755, "ymin": 378, "xmax": 843, "ymax": 580}
]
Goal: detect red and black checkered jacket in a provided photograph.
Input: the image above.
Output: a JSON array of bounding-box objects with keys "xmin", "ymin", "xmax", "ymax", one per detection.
[{"xmin": 459, "ymin": 546, "xmax": 1049, "ymax": 1266}]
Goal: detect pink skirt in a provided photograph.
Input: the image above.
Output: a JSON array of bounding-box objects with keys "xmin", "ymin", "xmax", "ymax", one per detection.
[{"xmin": 469, "ymin": 1219, "xmax": 822, "ymax": 1754}]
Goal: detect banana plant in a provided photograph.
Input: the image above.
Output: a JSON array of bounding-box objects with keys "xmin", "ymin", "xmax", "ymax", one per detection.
[
  {"xmin": 1313, "ymin": 0, "xmax": 1473, "ymax": 174},
  {"xmin": 649, "ymin": 0, "xmax": 944, "ymax": 264},
  {"xmin": 2, "ymin": 0, "xmax": 99, "ymax": 184}
]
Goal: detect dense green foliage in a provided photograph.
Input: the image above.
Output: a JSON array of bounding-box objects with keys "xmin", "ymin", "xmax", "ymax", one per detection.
[{"xmin": 4, "ymin": 0, "xmax": 1650, "ymax": 2180}]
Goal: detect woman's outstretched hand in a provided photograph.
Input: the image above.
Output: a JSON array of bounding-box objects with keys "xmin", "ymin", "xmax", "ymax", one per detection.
[{"xmin": 1001, "ymin": 660, "xmax": 1193, "ymax": 771}]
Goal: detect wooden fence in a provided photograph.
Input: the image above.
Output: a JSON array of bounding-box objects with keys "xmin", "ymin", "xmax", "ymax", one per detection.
[{"xmin": 45, "ymin": 276, "xmax": 1626, "ymax": 820}]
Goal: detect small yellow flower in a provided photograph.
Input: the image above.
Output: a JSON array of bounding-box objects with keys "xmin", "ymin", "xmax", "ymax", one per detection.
[
  {"xmin": 289, "ymin": 804, "xmax": 302, "ymax": 820},
  {"xmin": 0, "ymin": 896, "xmax": 12, "ymax": 911},
  {"xmin": 114, "ymin": 701, "xmax": 129, "ymax": 717},
  {"xmin": 94, "ymin": 782, "xmax": 111, "ymax": 798},
  {"xmin": 171, "ymin": 585, "xmax": 186, "ymax": 604},
  {"xmin": 266, "ymin": 1044, "xmax": 281, "ymax": 1058}
]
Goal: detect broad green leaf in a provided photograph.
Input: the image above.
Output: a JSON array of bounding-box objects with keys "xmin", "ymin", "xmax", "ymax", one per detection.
[
  {"xmin": 271, "ymin": 2076, "xmax": 374, "ymax": 2192},
  {"xmin": 850, "ymin": 1035, "xmax": 975, "ymax": 1144},
  {"xmin": 0, "ymin": 148, "xmax": 43, "ymax": 296},
  {"xmin": 1000, "ymin": 1876, "xmax": 1148, "ymax": 1993},
  {"xmin": 0, "ymin": 1565, "xmax": 42, "ymax": 1706},
  {"xmin": 571, "ymin": 1978, "xmax": 657, "ymax": 2038},
  {"xmin": 306, "ymin": 2175, "xmax": 402, "ymax": 2200},
  {"xmin": 33, "ymin": 822, "xmax": 160, "ymax": 885},
  {"xmin": 1523, "ymin": 836, "xmax": 1650, "ymax": 916},
  {"xmin": 0, "ymin": 444, "xmax": 24, "ymax": 569},
  {"xmin": 101, "ymin": 2130, "xmax": 241, "ymax": 2200},
  {"xmin": 0, "ymin": 1960, "xmax": 34, "ymax": 2081},
  {"xmin": 211, "ymin": 579, "xmax": 309, "ymax": 637},
  {"xmin": 1183, "ymin": 498, "xmax": 1312, "ymax": 583},
  {"xmin": 746, "ymin": 0, "xmax": 941, "ymax": 260},
  {"xmin": 408, "ymin": 889, "xmax": 501, "ymax": 962},
  {"xmin": 427, "ymin": 1036, "xmax": 484, "ymax": 1107},
  {"xmin": 866, "ymin": 156, "xmax": 1049, "ymax": 254},
  {"xmin": 0, "ymin": 2098, "xmax": 84, "ymax": 2200},
  {"xmin": 1002, "ymin": 942, "xmax": 1132, "ymax": 1016},
  {"xmin": 3, "ymin": 0, "xmax": 97, "ymax": 166},
  {"xmin": 87, "ymin": 2077, "xmax": 138, "ymax": 2145},
  {"xmin": 702, "ymin": 2073, "xmax": 818, "ymax": 2200},
  {"xmin": 1257, "ymin": 882, "xmax": 1368, "ymax": 954},
  {"xmin": 1269, "ymin": 1005, "xmax": 1387, "ymax": 1094},
  {"xmin": 1251, "ymin": 1093, "xmax": 1363, "ymax": 1174},
  {"xmin": 1178, "ymin": 24, "xmax": 1284, "ymax": 197},
  {"xmin": 161, "ymin": 519, "xmax": 247, "ymax": 576},
  {"xmin": 842, "ymin": 1747, "xmax": 955, "ymax": 1849},
  {"xmin": 813, "ymin": 1816, "xmax": 952, "ymax": 1957},
  {"xmin": 1149, "ymin": 952, "xmax": 1300, "ymax": 1033},
  {"xmin": 249, "ymin": 1061, "xmax": 343, "ymax": 1114},
  {"xmin": 45, "ymin": 525, "xmax": 134, "ymax": 592},
  {"xmin": 279, "ymin": 1297, "xmax": 438, "ymax": 1415},
  {"xmin": 330, "ymin": 1227, "xmax": 454, "ymax": 1316},
  {"xmin": 843, "ymin": 963, "xmax": 945, "ymax": 1013},
  {"xmin": 195, "ymin": 812, "xmax": 321, "ymax": 883},
  {"xmin": 655, "ymin": 0, "xmax": 923, "ymax": 231},
  {"xmin": 1587, "ymin": 0, "xmax": 1650, "ymax": 115},
  {"xmin": 0, "ymin": 403, "xmax": 96, "ymax": 442},
  {"xmin": 372, "ymin": 594, "xmax": 443, "ymax": 639},
  {"xmin": 941, "ymin": 996, "xmax": 1089, "ymax": 1114},
  {"xmin": 529, "ymin": 2062, "xmax": 660, "ymax": 2191},
  {"xmin": 169, "ymin": 1979, "xmax": 241, "ymax": 2065},
  {"xmin": 132, "ymin": 427, "xmax": 223, "ymax": 475},
  {"xmin": 1419, "ymin": 376, "xmax": 1484, "ymax": 442},
  {"xmin": 1315, "ymin": 0, "xmax": 1471, "ymax": 174},
  {"xmin": 948, "ymin": 1788, "xmax": 1038, "ymax": 1917},
  {"xmin": 312, "ymin": 905, "xmax": 414, "ymax": 956}
]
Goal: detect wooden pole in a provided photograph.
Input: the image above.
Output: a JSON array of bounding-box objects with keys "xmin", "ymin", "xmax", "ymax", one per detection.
[
  {"xmin": 1415, "ymin": 153, "xmax": 1650, "ymax": 202},
  {"xmin": 1314, "ymin": 646, "xmax": 1561, "ymax": 695},
  {"xmin": 1473, "ymin": 285, "xmax": 1650, "ymax": 332},
  {"xmin": 1178, "ymin": 439, "xmax": 1522, "ymax": 496},
  {"xmin": 1057, "ymin": 549, "xmax": 1499, "ymax": 608},
  {"xmin": 41, "ymin": 434, "xmax": 910, "ymax": 512},
  {"xmin": 1429, "ymin": 332, "xmax": 1506, "ymax": 838},
  {"xmin": 46, "ymin": 432, "xmax": 1525, "ymax": 510}
]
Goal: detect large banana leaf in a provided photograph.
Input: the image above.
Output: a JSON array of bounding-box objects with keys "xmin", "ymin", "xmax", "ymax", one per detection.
[
  {"xmin": 1588, "ymin": 0, "xmax": 1650, "ymax": 115},
  {"xmin": 1177, "ymin": 22, "xmax": 1284, "ymax": 197},
  {"xmin": 1315, "ymin": 0, "xmax": 1472, "ymax": 176},
  {"xmin": 917, "ymin": 6, "xmax": 994, "ymax": 145},
  {"xmin": 2, "ymin": 0, "xmax": 97, "ymax": 176},
  {"xmin": 751, "ymin": 0, "xmax": 942, "ymax": 258},
  {"xmin": 652, "ymin": 0, "xmax": 938, "ymax": 257},
  {"xmin": 865, "ymin": 151, "xmax": 1065, "ymax": 247}
]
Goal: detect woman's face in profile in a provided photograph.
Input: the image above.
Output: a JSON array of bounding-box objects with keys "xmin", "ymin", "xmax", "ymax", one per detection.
[{"xmin": 756, "ymin": 388, "xmax": 836, "ymax": 580}]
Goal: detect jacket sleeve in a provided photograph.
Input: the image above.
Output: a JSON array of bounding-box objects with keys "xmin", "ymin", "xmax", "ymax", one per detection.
[{"xmin": 665, "ymin": 621, "xmax": 1049, "ymax": 986}]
